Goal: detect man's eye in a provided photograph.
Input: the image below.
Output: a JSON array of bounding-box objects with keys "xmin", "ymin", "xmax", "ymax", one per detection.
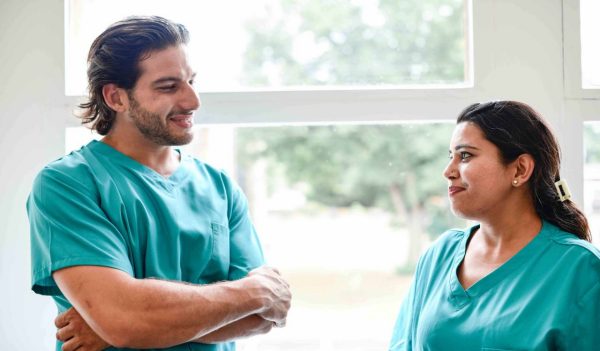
[{"xmin": 158, "ymin": 85, "xmax": 176, "ymax": 91}]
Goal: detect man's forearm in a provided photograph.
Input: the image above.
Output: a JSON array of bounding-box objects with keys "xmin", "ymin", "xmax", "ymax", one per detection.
[
  {"xmin": 55, "ymin": 310, "xmax": 274, "ymax": 349},
  {"xmin": 193, "ymin": 315, "xmax": 274, "ymax": 344},
  {"xmin": 106, "ymin": 277, "xmax": 259, "ymax": 347},
  {"xmin": 53, "ymin": 266, "xmax": 279, "ymax": 349}
]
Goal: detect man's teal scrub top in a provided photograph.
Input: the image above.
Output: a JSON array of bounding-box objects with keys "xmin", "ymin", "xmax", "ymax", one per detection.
[
  {"xmin": 390, "ymin": 221, "xmax": 600, "ymax": 351},
  {"xmin": 28, "ymin": 140, "xmax": 265, "ymax": 351}
]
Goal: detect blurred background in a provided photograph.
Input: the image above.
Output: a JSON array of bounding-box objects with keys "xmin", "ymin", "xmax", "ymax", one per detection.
[{"xmin": 1, "ymin": 0, "xmax": 599, "ymax": 349}]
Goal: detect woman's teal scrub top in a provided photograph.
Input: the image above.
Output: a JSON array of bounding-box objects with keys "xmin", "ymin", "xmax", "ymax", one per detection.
[
  {"xmin": 28, "ymin": 141, "xmax": 265, "ymax": 351},
  {"xmin": 390, "ymin": 221, "xmax": 600, "ymax": 351}
]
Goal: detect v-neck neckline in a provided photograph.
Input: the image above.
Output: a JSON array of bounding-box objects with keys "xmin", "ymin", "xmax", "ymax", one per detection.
[
  {"xmin": 89, "ymin": 140, "xmax": 188, "ymax": 185},
  {"xmin": 447, "ymin": 221, "xmax": 548, "ymax": 309}
]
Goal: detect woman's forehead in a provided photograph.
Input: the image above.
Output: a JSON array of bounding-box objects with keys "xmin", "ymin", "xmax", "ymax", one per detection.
[{"xmin": 450, "ymin": 122, "xmax": 485, "ymax": 146}]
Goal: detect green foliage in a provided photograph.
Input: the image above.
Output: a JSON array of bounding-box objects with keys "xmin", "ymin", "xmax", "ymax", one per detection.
[
  {"xmin": 242, "ymin": 0, "xmax": 466, "ymax": 86},
  {"xmin": 237, "ymin": 0, "xmax": 468, "ymax": 240},
  {"xmin": 236, "ymin": 124, "xmax": 464, "ymax": 237},
  {"xmin": 585, "ymin": 124, "xmax": 600, "ymax": 164}
]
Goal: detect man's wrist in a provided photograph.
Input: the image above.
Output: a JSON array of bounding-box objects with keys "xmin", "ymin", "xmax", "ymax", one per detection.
[{"xmin": 229, "ymin": 275, "xmax": 266, "ymax": 315}]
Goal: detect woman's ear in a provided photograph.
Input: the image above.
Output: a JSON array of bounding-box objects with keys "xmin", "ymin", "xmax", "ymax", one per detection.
[
  {"xmin": 511, "ymin": 154, "xmax": 535, "ymax": 186},
  {"xmin": 102, "ymin": 84, "xmax": 129, "ymax": 113}
]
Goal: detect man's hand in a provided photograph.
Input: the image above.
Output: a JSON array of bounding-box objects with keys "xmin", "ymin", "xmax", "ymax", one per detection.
[
  {"xmin": 55, "ymin": 307, "xmax": 110, "ymax": 351},
  {"xmin": 247, "ymin": 266, "xmax": 292, "ymax": 328}
]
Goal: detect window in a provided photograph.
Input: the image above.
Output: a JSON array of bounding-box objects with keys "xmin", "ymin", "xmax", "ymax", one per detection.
[
  {"xmin": 584, "ymin": 122, "xmax": 600, "ymax": 246},
  {"xmin": 65, "ymin": 0, "xmax": 470, "ymax": 95},
  {"xmin": 580, "ymin": 0, "xmax": 600, "ymax": 89}
]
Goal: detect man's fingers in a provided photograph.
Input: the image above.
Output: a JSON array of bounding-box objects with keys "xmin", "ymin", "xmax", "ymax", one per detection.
[
  {"xmin": 54, "ymin": 306, "xmax": 110, "ymax": 351},
  {"xmin": 61, "ymin": 337, "xmax": 80, "ymax": 351},
  {"xmin": 247, "ymin": 265, "xmax": 292, "ymax": 329},
  {"xmin": 268, "ymin": 266, "xmax": 280, "ymax": 275},
  {"xmin": 56, "ymin": 324, "xmax": 73, "ymax": 342},
  {"xmin": 274, "ymin": 319, "xmax": 286, "ymax": 328},
  {"xmin": 249, "ymin": 265, "xmax": 280, "ymax": 276},
  {"xmin": 54, "ymin": 309, "xmax": 72, "ymax": 328}
]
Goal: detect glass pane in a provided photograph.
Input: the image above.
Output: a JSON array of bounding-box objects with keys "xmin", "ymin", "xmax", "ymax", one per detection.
[
  {"xmin": 65, "ymin": 127, "xmax": 101, "ymax": 154},
  {"xmin": 65, "ymin": 122, "xmax": 466, "ymax": 350},
  {"xmin": 66, "ymin": 0, "xmax": 470, "ymax": 95},
  {"xmin": 231, "ymin": 123, "xmax": 466, "ymax": 350},
  {"xmin": 584, "ymin": 122, "xmax": 600, "ymax": 246},
  {"xmin": 581, "ymin": 0, "xmax": 600, "ymax": 88}
]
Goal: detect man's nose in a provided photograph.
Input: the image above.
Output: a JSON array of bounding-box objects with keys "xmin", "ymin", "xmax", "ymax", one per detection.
[{"xmin": 181, "ymin": 84, "xmax": 200, "ymax": 111}]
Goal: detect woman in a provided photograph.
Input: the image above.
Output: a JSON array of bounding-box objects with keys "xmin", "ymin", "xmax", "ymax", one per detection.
[{"xmin": 389, "ymin": 101, "xmax": 600, "ymax": 350}]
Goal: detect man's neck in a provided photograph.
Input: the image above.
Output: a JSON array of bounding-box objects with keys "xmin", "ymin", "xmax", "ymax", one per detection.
[{"xmin": 101, "ymin": 133, "xmax": 180, "ymax": 178}]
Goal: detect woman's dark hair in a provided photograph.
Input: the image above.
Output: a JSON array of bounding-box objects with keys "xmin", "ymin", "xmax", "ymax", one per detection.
[
  {"xmin": 457, "ymin": 100, "xmax": 591, "ymax": 241},
  {"xmin": 78, "ymin": 16, "xmax": 189, "ymax": 135}
]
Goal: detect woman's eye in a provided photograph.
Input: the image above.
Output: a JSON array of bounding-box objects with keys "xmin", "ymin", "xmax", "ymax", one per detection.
[{"xmin": 460, "ymin": 152, "xmax": 472, "ymax": 160}]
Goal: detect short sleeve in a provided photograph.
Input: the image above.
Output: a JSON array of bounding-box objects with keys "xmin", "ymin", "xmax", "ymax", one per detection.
[
  {"xmin": 225, "ymin": 179, "xmax": 264, "ymax": 281},
  {"xmin": 389, "ymin": 255, "xmax": 426, "ymax": 351},
  {"xmin": 27, "ymin": 166, "xmax": 133, "ymax": 296}
]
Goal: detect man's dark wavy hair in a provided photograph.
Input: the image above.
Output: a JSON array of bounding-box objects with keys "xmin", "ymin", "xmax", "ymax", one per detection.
[{"xmin": 78, "ymin": 16, "xmax": 189, "ymax": 135}]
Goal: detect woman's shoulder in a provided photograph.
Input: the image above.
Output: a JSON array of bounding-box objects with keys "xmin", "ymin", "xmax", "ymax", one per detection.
[
  {"xmin": 430, "ymin": 225, "xmax": 474, "ymax": 250},
  {"xmin": 540, "ymin": 222, "xmax": 600, "ymax": 290},
  {"xmin": 542, "ymin": 221, "xmax": 600, "ymax": 262},
  {"xmin": 418, "ymin": 225, "xmax": 475, "ymax": 266}
]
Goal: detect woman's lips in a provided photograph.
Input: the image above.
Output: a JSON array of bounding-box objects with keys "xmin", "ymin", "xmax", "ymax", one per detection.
[{"xmin": 448, "ymin": 185, "xmax": 466, "ymax": 196}]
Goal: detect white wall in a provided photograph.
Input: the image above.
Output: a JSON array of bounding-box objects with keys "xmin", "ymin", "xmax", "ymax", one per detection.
[
  {"xmin": 0, "ymin": 0, "xmax": 65, "ymax": 348},
  {"xmin": 0, "ymin": 0, "xmax": 598, "ymax": 349}
]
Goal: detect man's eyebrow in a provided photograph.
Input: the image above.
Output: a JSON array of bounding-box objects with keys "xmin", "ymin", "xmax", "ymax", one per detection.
[{"xmin": 453, "ymin": 144, "xmax": 480, "ymax": 151}]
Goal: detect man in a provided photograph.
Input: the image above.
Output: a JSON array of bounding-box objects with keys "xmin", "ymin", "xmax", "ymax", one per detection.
[{"xmin": 27, "ymin": 16, "xmax": 291, "ymax": 351}]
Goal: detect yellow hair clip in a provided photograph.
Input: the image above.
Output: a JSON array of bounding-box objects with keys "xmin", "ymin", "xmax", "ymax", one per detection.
[{"xmin": 554, "ymin": 179, "xmax": 571, "ymax": 202}]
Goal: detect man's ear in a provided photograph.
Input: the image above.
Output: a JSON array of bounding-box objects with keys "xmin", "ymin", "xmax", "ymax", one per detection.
[
  {"xmin": 102, "ymin": 84, "xmax": 129, "ymax": 113},
  {"xmin": 512, "ymin": 154, "xmax": 535, "ymax": 185}
]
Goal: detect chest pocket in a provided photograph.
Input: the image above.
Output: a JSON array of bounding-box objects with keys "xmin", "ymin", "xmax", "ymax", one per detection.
[{"xmin": 197, "ymin": 222, "xmax": 230, "ymax": 283}]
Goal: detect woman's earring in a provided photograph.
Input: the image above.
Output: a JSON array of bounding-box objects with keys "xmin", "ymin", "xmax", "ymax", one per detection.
[{"xmin": 512, "ymin": 179, "xmax": 518, "ymax": 186}]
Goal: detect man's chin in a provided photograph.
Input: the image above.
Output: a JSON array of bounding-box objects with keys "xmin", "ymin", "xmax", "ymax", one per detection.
[
  {"xmin": 149, "ymin": 131, "xmax": 194, "ymax": 147},
  {"xmin": 163, "ymin": 128, "xmax": 194, "ymax": 146},
  {"xmin": 169, "ymin": 134, "xmax": 194, "ymax": 146}
]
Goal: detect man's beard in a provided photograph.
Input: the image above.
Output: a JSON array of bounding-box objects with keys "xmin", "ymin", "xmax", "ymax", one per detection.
[{"xmin": 128, "ymin": 96, "xmax": 193, "ymax": 146}]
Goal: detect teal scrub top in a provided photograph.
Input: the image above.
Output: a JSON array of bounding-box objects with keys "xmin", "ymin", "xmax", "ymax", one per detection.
[
  {"xmin": 389, "ymin": 221, "xmax": 600, "ymax": 351},
  {"xmin": 28, "ymin": 140, "xmax": 265, "ymax": 351}
]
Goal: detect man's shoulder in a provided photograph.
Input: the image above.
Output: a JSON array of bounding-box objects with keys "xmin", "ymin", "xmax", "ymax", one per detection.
[
  {"xmin": 33, "ymin": 147, "xmax": 96, "ymax": 190},
  {"xmin": 45, "ymin": 147, "xmax": 90, "ymax": 171}
]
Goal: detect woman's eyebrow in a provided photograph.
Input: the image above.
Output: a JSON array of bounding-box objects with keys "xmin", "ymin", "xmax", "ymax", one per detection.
[{"xmin": 453, "ymin": 144, "xmax": 480, "ymax": 151}]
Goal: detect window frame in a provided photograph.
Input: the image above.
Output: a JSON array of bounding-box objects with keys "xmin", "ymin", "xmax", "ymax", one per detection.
[
  {"xmin": 62, "ymin": 0, "xmax": 600, "ymax": 206},
  {"xmin": 563, "ymin": 0, "xmax": 600, "ymax": 97}
]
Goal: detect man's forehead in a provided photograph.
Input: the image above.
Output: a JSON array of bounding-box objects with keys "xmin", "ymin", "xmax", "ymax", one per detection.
[{"xmin": 137, "ymin": 45, "xmax": 194, "ymax": 80}]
